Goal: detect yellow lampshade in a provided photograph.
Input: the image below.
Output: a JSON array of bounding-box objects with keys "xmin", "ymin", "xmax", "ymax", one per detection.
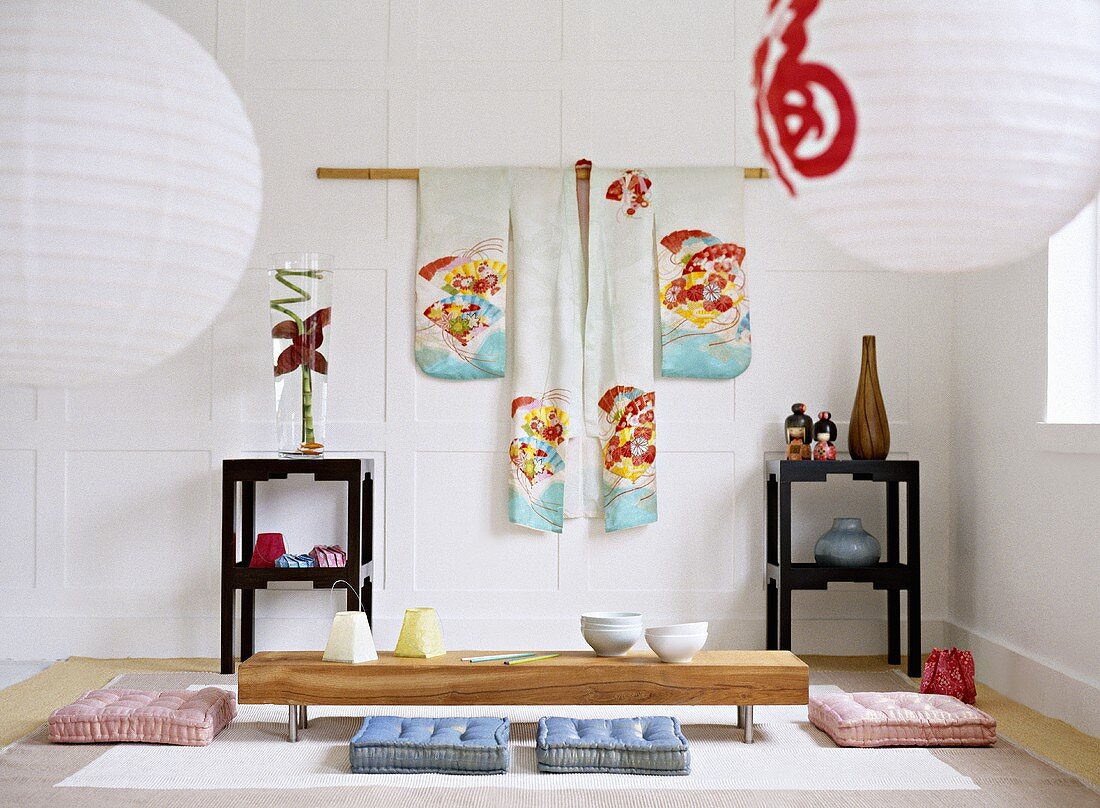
[
  {"xmin": 394, "ymin": 607, "xmax": 446, "ymax": 658},
  {"xmin": 323, "ymin": 610, "xmax": 378, "ymax": 664}
]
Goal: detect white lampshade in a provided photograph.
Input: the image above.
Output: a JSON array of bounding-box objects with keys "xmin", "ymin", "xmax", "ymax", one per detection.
[
  {"xmin": 753, "ymin": 0, "xmax": 1100, "ymax": 271},
  {"xmin": 0, "ymin": 0, "xmax": 261, "ymax": 387},
  {"xmin": 323, "ymin": 611, "xmax": 378, "ymax": 664}
]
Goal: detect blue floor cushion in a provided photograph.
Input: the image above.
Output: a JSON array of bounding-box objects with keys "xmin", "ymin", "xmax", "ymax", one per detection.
[
  {"xmin": 349, "ymin": 716, "xmax": 509, "ymax": 774},
  {"xmin": 536, "ymin": 716, "xmax": 690, "ymax": 775}
]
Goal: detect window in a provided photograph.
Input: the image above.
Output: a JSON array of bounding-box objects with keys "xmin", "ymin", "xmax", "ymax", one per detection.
[{"xmin": 1047, "ymin": 198, "xmax": 1100, "ymax": 423}]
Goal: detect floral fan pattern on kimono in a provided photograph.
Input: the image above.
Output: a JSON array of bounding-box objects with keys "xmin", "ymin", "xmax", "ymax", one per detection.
[
  {"xmin": 658, "ymin": 229, "xmax": 750, "ymax": 378},
  {"xmin": 598, "ymin": 385, "xmax": 657, "ymax": 531},
  {"xmin": 509, "ymin": 389, "xmax": 572, "ymax": 532},
  {"xmin": 416, "ymin": 239, "xmax": 507, "ymax": 378},
  {"xmin": 605, "ymin": 170, "xmax": 652, "ymax": 220}
]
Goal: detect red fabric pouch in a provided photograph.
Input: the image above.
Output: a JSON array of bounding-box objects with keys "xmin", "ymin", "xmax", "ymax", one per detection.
[
  {"xmin": 249, "ymin": 533, "xmax": 286, "ymax": 568},
  {"xmin": 920, "ymin": 647, "xmax": 977, "ymax": 704}
]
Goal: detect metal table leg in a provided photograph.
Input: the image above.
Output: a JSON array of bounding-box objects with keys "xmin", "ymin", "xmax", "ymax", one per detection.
[
  {"xmin": 735, "ymin": 705, "xmax": 742, "ymax": 729},
  {"xmin": 742, "ymin": 705, "xmax": 754, "ymax": 743},
  {"xmin": 288, "ymin": 705, "xmax": 298, "ymax": 742},
  {"xmin": 298, "ymin": 705, "xmax": 309, "ymax": 729}
]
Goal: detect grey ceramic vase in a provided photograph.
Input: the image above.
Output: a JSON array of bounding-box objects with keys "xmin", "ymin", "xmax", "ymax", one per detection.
[{"xmin": 814, "ymin": 518, "xmax": 881, "ymax": 567}]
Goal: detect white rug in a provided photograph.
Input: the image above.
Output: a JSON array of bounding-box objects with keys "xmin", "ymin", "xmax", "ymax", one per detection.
[{"xmin": 57, "ymin": 686, "xmax": 977, "ymax": 792}]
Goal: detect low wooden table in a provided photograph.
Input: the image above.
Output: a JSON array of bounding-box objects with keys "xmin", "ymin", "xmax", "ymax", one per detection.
[{"xmin": 237, "ymin": 650, "xmax": 809, "ymax": 744}]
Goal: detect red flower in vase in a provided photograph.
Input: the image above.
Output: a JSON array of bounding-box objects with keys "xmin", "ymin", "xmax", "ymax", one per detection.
[{"xmin": 272, "ymin": 307, "xmax": 330, "ymax": 376}]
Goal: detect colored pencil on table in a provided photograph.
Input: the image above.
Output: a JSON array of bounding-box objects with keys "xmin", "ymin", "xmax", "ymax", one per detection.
[
  {"xmin": 462, "ymin": 653, "xmax": 539, "ymax": 663},
  {"xmin": 504, "ymin": 653, "xmax": 560, "ymax": 665}
]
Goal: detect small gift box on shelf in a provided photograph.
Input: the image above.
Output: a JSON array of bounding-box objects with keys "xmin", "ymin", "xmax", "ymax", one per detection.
[
  {"xmin": 275, "ymin": 553, "xmax": 316, "ymax": 569},
  {"xmin": 309, "ymin": 544, "xmax": 347, "ymax": 568}
]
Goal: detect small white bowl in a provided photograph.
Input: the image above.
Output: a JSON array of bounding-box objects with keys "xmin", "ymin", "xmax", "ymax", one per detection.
[
  {"xmin": 580, "ymin": 620, "xmax": 642, "ymax": 633},
  {"xmin": 645, "ymin": 631, "xmax": 707, "ymax": 663},
  {"xmin": 583, "ymin": 626, "xmax": 642, "ymax": 638},
  {"xmin": 581, "ymin": 611, "xmax": 642, "ymax": 623},
  {"xmin": 582, "ymin": 625, "xmax": 642, "ymax": 657},
  {"xmin": 644, "ymin": 622, "xmax": 708, "ymax": 636}
]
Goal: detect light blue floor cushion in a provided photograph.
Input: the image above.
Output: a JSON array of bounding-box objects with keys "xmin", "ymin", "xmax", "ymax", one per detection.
[
  {"xmin": 349, "ymin": 716, "xmax": 510, "ymax": 774},
  {"xmin": 536, "ymin": 716, "xmax": 690, "ymax": 775}
]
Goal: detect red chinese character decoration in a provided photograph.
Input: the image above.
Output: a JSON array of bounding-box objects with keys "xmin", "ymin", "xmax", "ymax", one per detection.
[{"xmin": 753, "ymin": 0, "xmax": 857, "ymax": 196}]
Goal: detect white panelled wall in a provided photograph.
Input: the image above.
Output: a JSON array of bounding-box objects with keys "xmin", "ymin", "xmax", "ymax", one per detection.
[
  {"xmin": 1, "ymin": 2, "xmax": 961, "ymax": 666},
  {"xmin": 951, "ymin": 254, "xmax": 1100, "ymax": 737}
]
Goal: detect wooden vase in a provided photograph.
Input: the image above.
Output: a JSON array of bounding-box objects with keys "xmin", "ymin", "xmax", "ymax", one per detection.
[{"xmin": 849, "ymin": 335, "xmax": 890, "ymax": 460}]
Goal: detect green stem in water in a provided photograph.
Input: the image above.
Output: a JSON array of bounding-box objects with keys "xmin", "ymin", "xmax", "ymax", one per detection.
[
  {"xmin": 271, "ymin": 269, "xmax": 324, "ymax": 448},
  {"xmin": 301, "ymin": 365, "xmax": 314, "ymax": 444}
]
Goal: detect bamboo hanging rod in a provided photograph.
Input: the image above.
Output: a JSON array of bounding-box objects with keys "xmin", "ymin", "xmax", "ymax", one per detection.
[{"xmin": 316, "ymin": 166, "xmax": 771, "ymax": 181}]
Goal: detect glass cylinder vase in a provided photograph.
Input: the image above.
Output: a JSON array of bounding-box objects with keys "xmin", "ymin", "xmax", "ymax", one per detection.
[{"xmin": 269, "ymin": 252, "xmax": 333, "ymax": 458}]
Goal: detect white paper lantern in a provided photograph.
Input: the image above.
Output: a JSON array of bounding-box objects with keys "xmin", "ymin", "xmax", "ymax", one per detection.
[
  {"xmin": 0, "ymin": 0, "xmax": 261, "ymax": 386},
  {"xmin": 753, "ymin": 0, "xmax": 1100, "ymax": 272}
]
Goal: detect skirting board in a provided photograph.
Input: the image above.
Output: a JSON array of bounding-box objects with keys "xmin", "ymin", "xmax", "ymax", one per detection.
[{"xmin": 945, "ymin": 621, "xmax": 1100, "ymax": 738}]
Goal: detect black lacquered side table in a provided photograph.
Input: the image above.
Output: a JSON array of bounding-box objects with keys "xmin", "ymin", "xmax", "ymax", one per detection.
[
  {"xmin": 765, "ymin": 459, "xmax": 921, "ymax": 677},
  {"xmin": 221, "ymin": 457, "xmax": 374, "ymax": 674}
]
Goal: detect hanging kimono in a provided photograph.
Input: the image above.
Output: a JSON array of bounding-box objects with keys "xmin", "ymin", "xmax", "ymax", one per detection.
[{"xmin": 414, "ymin": 165, "xmax": 749, "ymax": 534}]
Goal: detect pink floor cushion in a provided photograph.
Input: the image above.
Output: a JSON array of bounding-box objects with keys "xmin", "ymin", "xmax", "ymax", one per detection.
[
  {"xmin": 810, "ymin": 691, "xmax": 996, "ymax": 748},
  {"xmin": 48, "ymin": 688, "xmax": 236, "ymax": 746}
]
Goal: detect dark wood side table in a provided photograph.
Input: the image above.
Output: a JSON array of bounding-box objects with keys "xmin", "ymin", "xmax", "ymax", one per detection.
[
  {"xmin": 765, "ymin": 459, "xmax": 921, "ymax": 677},
  {"xmin": 221, "ymin": 457, "xmax": 374, "ymax": 674}
]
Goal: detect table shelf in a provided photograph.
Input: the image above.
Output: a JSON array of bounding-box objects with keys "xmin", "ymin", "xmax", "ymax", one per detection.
[
  {"xmin": 765, "ymin": 458, "xmax": 921, "ymax": 676},
  {"xmin": 765, "ymin": 458, "xmax": 918, "ymax": 482},
  {"xmin": 229, "ymin": 562, "xmax": 368, "ymax": 589},
  {"xmin": 765, "ymin": 562, "xmax": 913, "ymax": 589},
  {"xmin": 221, "ymin": 457, "xmax": 374, "ymax": 674}
]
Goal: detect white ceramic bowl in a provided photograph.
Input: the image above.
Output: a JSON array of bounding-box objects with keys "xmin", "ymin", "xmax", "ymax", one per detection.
[
  {"xmin": 582, "ymin": 625, "xmax": 642, "ymax": 657},
  {"xmin": 645, "ymin": 631, "xmax": 708, "ymax": 663},
  {"xmin": 580, "ymin": 620, "xmax": 642, "ymax": 633},
  {"xmin": 644, "ymin": 622, "xmax": 708, "ymax": 636},
  {"xmin": 582, "ymin": 626, "xmax": 642, "ymax": 640},
  {"xmin": 581, "ymin": 611, "xmax": 642, "ymax": 624}
]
